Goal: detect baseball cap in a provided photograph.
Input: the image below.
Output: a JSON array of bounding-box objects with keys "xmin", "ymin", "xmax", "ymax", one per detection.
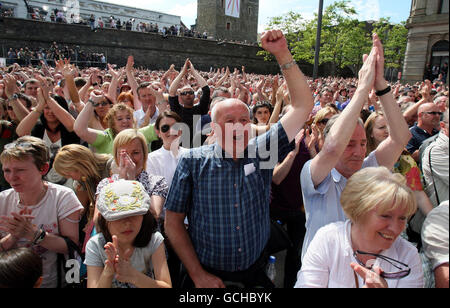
[{"xmin": 97, "ymin": 179, "xmax": 150, "ymax": 221}]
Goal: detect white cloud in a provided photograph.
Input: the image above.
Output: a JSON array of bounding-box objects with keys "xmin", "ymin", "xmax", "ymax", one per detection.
[
  {"xmin": 351, "ymin": 0, "xmax": 381, "ymax": 21},
  {"xmin": 168, "ymin": 1, "xmax": 197, "ymax": 26}
]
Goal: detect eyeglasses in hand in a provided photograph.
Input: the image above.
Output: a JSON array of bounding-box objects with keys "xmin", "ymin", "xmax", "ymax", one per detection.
[{"xmin": 353, "ymin": 250, "xmax": 411, "ymax": 280}]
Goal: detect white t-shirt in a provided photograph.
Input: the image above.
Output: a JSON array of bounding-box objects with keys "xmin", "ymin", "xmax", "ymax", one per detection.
[
  {"xmin": 84, "ymin": 231, "xmax": 164, "ymax": 288},
  {"xmin": 295, "ymin": 220, "xmax": 424, "ymax": 288},
  {"xmin": 0, "ymin": 183, "xmax": 84, "ymax": 288},
  {"xmin": 146, "ymin": 146, "xmax": 188, "ymax": 187}
]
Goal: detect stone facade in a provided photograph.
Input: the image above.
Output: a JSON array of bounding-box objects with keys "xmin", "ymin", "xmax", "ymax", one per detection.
[
  {"xmin": 403, "ymin": 0, "xmax": 449, "ymax": 84},
  {"xmin": 196, "ymin": 0, "xmax": 259, "ymax": 43},
  {"xmin": 0, "ymin": 18, "xmax": 278, "ymax": 74}
]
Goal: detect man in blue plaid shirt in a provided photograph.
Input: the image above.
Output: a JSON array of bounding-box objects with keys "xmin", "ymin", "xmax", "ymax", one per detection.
[{"xmin": 165, "ymin": 30, "xmax": 314, "ymax": 288}]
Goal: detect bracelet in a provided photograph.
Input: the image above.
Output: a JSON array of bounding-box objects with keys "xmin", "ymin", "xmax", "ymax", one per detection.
[
  {"xmin": 375, "ymin": 85, "xmax": 392, "ymax": 97},
  {"xmin": 279, "ymin": 60, "xmax": 297, "ymax": 71},
  {"xmin": 33, "ymin": 109, "xmax": 43, "ymax": 115}
]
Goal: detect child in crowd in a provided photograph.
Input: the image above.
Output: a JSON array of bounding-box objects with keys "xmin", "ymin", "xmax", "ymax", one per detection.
[{"xmin": 84, "ymin": 179, "xmax": 171, "ymax": 288}]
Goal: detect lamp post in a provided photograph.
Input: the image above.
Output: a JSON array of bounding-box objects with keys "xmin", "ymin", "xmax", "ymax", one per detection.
[{"xmin": 313, "ymin": 0, "xmax": 324, "ymax": 79}]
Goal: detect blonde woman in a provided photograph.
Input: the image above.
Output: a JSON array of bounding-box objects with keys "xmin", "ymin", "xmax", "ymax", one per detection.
[
  {"xmin": 53, "ymin": 144, "xmax": 113, "ymax": 247},
  {"xmin": 295, "ymin": 167, "xmax": 423, "ymax": 288},
  {"xmin": 95, "ymin": 129, "xmax": 168, "ymax": 221}
]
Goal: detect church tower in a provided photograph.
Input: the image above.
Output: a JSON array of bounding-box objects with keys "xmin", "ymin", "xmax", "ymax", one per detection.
[{"xmin": 196, "ymin": 0, "xmax": 259, "ymax": 43}]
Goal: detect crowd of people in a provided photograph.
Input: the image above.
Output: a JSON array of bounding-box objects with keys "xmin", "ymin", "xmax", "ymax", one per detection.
[
  {"xmin": 5, "ymin": 42, "xmax": 107, "ymax": 68},
  {"xmin": 0, "ymin": 29, "xmax": 448, "ymax": 289}
]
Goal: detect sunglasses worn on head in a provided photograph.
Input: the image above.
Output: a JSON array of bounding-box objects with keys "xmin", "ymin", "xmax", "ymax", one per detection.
[
  {"xmin": 4, "ymin": 141, "xmax": 34, "ymax": 151},
  {"xmin": 180, "ymin": 91, "xmax": 194, "ymax": 96},
  {"xmin": 353, "ymin": 250, "xmax": 411, "ymax": 280}
]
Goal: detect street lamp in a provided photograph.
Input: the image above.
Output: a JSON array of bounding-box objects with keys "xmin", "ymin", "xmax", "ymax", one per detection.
[{"xmin": 313, "ymin": 0, "xmax": 324, "ymax": 79}]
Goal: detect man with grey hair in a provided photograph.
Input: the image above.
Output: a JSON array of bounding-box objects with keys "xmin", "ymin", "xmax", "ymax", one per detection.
[
  {"xmin": 165, "ymin": 29, "xmax": 314, "ymax": 288},
  {"xmin": 299, "ymin": 34, "xmax": 412, "ymax": 261},
  {"xmin": 422, "ymin": 109, "xmax": 449, "ymax": 207}
]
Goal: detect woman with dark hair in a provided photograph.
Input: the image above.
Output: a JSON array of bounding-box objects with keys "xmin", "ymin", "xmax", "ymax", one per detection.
[
  {"xmin": 16, "ymin": 85, "xmax": 80, "ymax": 184},
  {"xmin": 252, "ymin": 101, "xmax": 273, "ymax": 126}
]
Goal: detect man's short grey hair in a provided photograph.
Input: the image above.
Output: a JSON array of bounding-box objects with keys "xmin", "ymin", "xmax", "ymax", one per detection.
[{"xmin": 323, "ymin": 114, "xmax": 364, "ymax": 141}]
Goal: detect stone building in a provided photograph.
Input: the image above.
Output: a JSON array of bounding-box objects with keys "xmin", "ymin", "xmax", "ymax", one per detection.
[
  {"xmin": 196, "ymin": 0, "xmax": 259, "ymax": 43},
  {"xmin": 0, "ymin": 0, "xmax": 180, "ymax": 30},
  {"xmin": 403, "ymin": 0, "xmax": 449, "ymax": 84}
]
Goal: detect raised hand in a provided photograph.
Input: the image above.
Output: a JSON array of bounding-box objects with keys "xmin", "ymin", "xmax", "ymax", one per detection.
[
  {"xmin": 3, "ymin": 74, "xmax": 20, "ymax": 98},
  {"xmin": 358, "ymin": 40, "xmax": 378, "ymax": 93},
  {"xmin": 260, "ymin": 30, "xmax": 290, "ymax": 60},
  {"xmin": 372, "ymin": 33, "xmax": 388, "ymax": 91}
]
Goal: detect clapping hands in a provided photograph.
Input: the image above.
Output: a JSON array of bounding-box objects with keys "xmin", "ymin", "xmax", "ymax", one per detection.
[{"xmin": 104, "ymin": 235, "xmax": 137, "ymax": 284}]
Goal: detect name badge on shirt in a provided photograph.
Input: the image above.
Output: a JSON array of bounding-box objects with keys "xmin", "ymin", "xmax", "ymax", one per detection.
[{"xmin": 244, "ymin": 163, "xmax": 256, "ymax": 176}]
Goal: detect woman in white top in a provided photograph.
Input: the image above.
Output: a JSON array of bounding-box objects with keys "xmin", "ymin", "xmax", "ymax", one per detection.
[
  {"xmin": 0, "ymin": 136, "xmax": 83, "ymax": 288},
  {"xmin": 146, "ymin": 111, "xmax": 187, "ymax": 188},
  {"xmin": 295, "ymin": 167, "xmax": 423, "ymax": 288}
]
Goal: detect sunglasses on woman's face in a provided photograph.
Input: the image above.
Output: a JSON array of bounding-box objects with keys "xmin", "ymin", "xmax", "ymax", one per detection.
[
  {"xmin": 160, "ymin": 124, "xmax": 170, "ymax": 133},
  {"xmin": 318, "ymin": 118, "xmax": 329, "ymax": 125},
  {"xmin": 180, "ymin": 91, "xmax": 194, "ymax": 96}
]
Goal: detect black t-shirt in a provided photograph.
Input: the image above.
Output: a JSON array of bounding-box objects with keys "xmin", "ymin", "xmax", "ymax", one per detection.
[{"xmin": 169, "ymin": 86, "xmax": 210, "ymax": 148}]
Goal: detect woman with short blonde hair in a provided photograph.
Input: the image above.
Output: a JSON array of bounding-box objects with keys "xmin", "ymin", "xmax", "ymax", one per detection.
[
  {"xmin": 340, "ymin": 167, "xmax": 417, "ymax": 222},
  {"xmin": 296, "ymin": 167, "xmax": 423, "ymax": 288},
  {"xmin": 96, "ymin": 129, "xmax": 168, "ymax": 222}
]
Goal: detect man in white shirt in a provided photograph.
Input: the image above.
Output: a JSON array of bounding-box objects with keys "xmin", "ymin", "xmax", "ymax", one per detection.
[
  {"xmin": 422, "ymin": 109, "xmax": 449, "ymax": 207},
  {"xmin": 300, "ymin": 34, "xmax": 412, "ymax": 260}
]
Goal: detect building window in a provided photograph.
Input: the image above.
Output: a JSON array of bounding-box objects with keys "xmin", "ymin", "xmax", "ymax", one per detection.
[
  {"xmin": 439, "ymin": 0, "xmax": 449, "ymax": 14},
  {"xmin": 226, "ymin": 22, "xmax": 231, "ymax": 30},
  {"xmin": 248, "ymin": 7, "xmax": 251, "ymax": 16}
]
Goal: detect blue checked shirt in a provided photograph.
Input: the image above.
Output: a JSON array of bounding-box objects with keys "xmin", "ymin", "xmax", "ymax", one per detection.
[{"xmin": 165, "ymin": 122, "xmax": 294, "ymax": 272}]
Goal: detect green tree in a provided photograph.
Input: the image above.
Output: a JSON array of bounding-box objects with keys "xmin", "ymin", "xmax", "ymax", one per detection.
[{"xmin": 257, "ymin": 1, "xmax": 407, "ymax": 77}]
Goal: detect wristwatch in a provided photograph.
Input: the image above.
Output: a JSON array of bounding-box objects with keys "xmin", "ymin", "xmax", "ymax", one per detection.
[
  {"xmin": 280, "ymin": 60, "xmax": 297, "ymax": 71},
  {"xmin": 32, "ymin": 226, "xmax": 46, "ymax": 246}
]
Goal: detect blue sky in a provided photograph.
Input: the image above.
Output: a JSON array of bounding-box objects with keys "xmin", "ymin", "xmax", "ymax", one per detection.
[{"xmin": 97, "ymin": 0, "xmax": 412, "ymax": 32}]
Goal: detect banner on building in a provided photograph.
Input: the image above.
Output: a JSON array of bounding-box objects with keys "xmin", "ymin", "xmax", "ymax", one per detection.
[{"xmin": 225, "ymin": 0, "xmax": 240, "ymax": 18}]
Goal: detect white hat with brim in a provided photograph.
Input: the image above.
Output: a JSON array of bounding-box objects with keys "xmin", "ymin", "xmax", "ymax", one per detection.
[{"xmin": 97, "ymin": 179, "xmax": 150, "ymax": 221}]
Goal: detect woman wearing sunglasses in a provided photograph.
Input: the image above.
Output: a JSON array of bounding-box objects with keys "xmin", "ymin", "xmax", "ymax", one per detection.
[
  {"xmin": 295, "ymin": 167, "xmax": 423, "ymax": 288},
  {"xmin": 74, "ymin": 91, "xmax": 158, "ymax": 154},
  {"xmin": 146, "ymin": 111, "xmax": 187, "ymax": 189}
]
